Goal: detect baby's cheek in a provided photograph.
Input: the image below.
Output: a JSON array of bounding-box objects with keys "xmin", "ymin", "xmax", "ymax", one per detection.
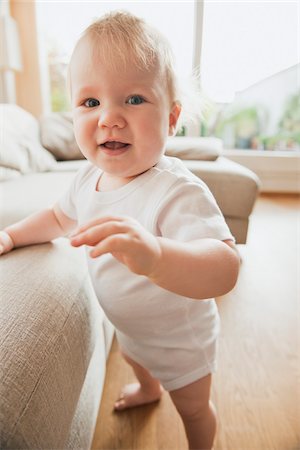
[{"xmin": 74, "ymin": 118, "xmax": 91, "ymax": 147}]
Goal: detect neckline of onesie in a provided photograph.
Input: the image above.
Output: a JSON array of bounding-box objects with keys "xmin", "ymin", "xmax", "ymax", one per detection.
[{"xmin": 91, "ymin": 156, "xmax": 170, "ymax": 204}]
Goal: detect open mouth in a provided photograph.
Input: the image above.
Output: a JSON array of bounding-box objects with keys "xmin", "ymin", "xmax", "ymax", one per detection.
[{"xmin": 101, "ymin": 141, "xmax": 129, "ymax": 150}]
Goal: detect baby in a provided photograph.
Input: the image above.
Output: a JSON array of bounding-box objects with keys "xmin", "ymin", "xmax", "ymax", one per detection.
[{"xmin": 0, "ymin": 11, "xmax": 239, "ymax": 449}]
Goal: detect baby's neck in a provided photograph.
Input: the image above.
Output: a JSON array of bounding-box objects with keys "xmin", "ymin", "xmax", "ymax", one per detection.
[{"xmin": 96, "ymin": 172, "xmax": 136, "ymax": 192}]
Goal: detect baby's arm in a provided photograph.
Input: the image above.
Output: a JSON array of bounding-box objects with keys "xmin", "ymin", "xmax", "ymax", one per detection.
[
  {"xmin": 148, "ymin": 237, "xmax": 240, "ymax": 299},
  {"xmin": 0, "ymin": 204, "xmax": 77, "ymax": 255},
  {"xmin": 70, "ymin": 215, "xmax": 240, "ymax": 300}
]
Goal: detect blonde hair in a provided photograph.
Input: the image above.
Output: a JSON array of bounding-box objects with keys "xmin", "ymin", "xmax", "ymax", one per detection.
[
  {"xmin": 77, "ymin": 11, "xmax": 177, "ymax": 103},
  {"xmin": 70, "ymin": 10, "xmax": 203, "ymax": 127}
]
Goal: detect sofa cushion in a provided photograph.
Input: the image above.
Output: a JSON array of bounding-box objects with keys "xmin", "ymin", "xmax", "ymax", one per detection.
[
  {"xmin": 40, "ymin": 112, "xmax": 84, "ymax": 161},
  {"xmin": 0, "ymin": 104, "xmax": 56, "ymax": 180},
  {"xmin": 165, "ymin": 136, "xmax": 222, "ymax": 161},
  {"xmin": 0, "ymin": 164, "xmax": 83, "ymax": 228}
]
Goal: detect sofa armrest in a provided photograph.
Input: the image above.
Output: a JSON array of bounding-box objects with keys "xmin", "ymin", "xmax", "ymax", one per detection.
[
  {"xmin": 183, "ymin": 157, "xmax": 261, "ymax": 243},
  {"xmin": 184, "ymin": 157, "xmax": 260, "ymax": 217},
  {"xmin": 0, "ymin": 240, "xmax": 109, "ymax": 449}
]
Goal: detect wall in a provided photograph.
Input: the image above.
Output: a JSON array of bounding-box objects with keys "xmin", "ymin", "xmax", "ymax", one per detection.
[
  {"xmin": 10, "ymin": 0, "xmax": 44, "ymax": 117},
  {"xmin": 224, "ymin": 149, "xmax": 300, "ymax": 193}
]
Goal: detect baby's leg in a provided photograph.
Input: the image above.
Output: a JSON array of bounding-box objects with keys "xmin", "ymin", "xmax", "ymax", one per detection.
[
  {"xmin": 169, "ymin": 374, "xmax": 216, "ymax": 450},
  {"xmin": 114, "ymin": 351, "xmax": 164, "ymax": 411}
]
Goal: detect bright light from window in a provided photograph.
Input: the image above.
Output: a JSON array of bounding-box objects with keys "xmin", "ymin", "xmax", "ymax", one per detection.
[
  {"xmin": 36, "ymin": 1, "xmax": 194, "ymax": 79},
  {"xmin": 201, "ymin": 1, "xmax": 300, "ymax": 103}
]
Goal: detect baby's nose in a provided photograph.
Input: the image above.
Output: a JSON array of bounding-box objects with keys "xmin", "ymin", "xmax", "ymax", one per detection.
[{"xmin": 97, "ymin": 107, "xmax": 126, "ymax": 129}]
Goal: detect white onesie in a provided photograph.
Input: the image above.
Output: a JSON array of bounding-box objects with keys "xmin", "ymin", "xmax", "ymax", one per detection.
[{"xmin": 58, "ymin": 156, "xmax": 234, "ymax": 391}]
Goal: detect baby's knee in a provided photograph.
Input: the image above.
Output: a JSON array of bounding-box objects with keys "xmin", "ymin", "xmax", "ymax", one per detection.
[
  {"xmin": 174, "ymin": 396, "xmax": 211, "ymax": 423},
  {"xmin": 169, "ymin": 375, "xmax": 213, "ymax": 422}
]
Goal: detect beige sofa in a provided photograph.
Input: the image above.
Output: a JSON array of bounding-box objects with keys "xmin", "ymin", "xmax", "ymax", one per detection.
[{"xmin": 0, "ymin": 105, "xmax": 260, "ymax": 449}]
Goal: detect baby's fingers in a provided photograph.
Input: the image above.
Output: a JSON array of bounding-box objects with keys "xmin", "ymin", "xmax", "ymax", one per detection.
[
  {"xmin": 89, "ymin": 234, "xmax": 130, "ymax": 258},
  {"xmin": 70, "ymin": 221, "xmax": 129, "ymax": 247},
  {"xmin": 70, "ymin": 215, "xmax": 126, "ymax": 237},
  {"xmin": 0, "ymin": 232, "xmax": 14, "ymax": 254}
]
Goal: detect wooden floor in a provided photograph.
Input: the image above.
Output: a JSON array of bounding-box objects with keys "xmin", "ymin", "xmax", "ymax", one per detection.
[{"xmin": 91, "ymin": 194, "xmax": 300, "ymax": 450}]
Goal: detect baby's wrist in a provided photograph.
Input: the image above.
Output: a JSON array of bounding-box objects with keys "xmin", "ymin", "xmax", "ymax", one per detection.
[
  {"xmin": 0, "ymin": 231, "xmax": 14, "ymax": 254},
  {"xmin": 147, "ymin": 237, "xmax": 164, "ymax": 281}
]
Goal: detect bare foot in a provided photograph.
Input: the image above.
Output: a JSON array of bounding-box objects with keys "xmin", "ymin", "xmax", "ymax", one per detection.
[{"xmin": 114, "ymin": 382, "xmax": 164, "ymax": 411}]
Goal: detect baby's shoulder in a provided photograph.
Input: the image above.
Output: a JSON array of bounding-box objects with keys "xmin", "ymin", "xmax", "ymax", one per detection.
[{"xmin": 153, "ymin": 156, "xmax": 208, "ymax": 192}]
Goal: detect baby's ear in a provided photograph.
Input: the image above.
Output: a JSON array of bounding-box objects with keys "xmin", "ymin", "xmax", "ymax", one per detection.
[{"xmin": 168, "ymin": 102, "xmax": 182, "ymax": 136}]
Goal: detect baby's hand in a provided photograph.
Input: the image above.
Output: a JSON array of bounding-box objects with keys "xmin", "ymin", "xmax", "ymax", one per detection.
[
  {"xmin": 0, "ymin": 231, "xmax": 14, "ymax": 255},
  {"xmin": 70, "ymin": 216, "xmax": 162, "ymax": 277}
]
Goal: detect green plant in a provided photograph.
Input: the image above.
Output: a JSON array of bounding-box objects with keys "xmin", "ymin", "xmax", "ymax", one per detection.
[
  {"xmin": 278, "ymin": 92, "xmax": 300, "ymax": 134},
  {"xmin": 216, "ymin": 107, "xmax": 264, "ymax": 138},
  {"xmin": 176, "ymin": 126, "xmax": 186, "ymax": 136},
  {"xmin": 51, "ymin": 87, "xmax": 70, "ymax": 112}
]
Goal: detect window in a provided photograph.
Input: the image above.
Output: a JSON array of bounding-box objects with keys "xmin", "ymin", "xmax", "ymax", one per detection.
[
  {"xmin": 199, "ymin": 1, "xmax": 300, "ymax": 151},
  {"xmin": 36, "ymin": 1, "xmax": 300, "ymax": 151}
]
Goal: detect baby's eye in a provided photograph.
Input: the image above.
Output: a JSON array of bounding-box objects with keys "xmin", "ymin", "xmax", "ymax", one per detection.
[
  {"xmin": 127, "ymin": 95, "xmax": 145, "ymax": 105},
  {"xmin": 84, "ymin": 98, "xmax": 100, "ymax": 108}
]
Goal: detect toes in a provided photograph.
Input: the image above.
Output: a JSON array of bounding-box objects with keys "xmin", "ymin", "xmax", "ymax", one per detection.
[
  {"xmin": 114, "ymin": 392, "xmax": 127, "ymax": 410},
  {"xmin": 114, "ymin": 398, "xmax": 126, "ymax": 410},
  {"xmin": 113, "ymin": 382, "xmax": 163, "ymax": 412}
]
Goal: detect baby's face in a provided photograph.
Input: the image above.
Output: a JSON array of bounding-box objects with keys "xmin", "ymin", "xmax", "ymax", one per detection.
[{"xmin": 69, "ymin": 36, "xmax": 180, "ymax": 184}]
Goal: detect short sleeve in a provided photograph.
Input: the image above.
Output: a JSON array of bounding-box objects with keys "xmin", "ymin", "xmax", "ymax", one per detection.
[
  {"xmin": 57, "ymin": 178, "xmax": 78, "ymax": 220},
  {"xmin": 155, "ymin": 180, "xmax": 234, "ymax": 242},
  {"xmin": 57, "ymin": 161, "xmax": 91, "ymax": 221}
]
